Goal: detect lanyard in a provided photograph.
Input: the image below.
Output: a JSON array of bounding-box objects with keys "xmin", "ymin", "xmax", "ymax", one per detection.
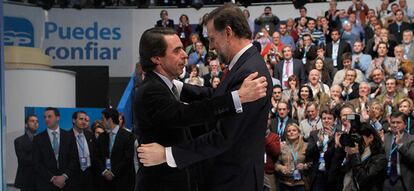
[
  {"xmin": 389, "ymin": 137, "xmax": 398, "ymax": 159},
  {"xmin": 76, "ymin": 135, "xmax": 86, "ymax": 157},
  {"xmin": 289, "ymin": 144, "xmax": 299, "ymax": 165},
  {"xmin": 407, "ymin": 117, "xmax": 411, "ymax": 134},
  {"xmin": 308, "ymin": 118, "xmax": 320, "ymax": 128}
]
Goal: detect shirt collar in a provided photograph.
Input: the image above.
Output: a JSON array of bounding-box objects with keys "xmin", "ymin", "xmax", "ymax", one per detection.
[
  {"xmin": 47, "ymin": 126, "xmax": 60, "ymax": 135},
  {"xmin": 73, "ymin": 127, "xmax": 83, "ymax": 137},
  {"xmin": 228, "ymin": 43, "xmax": 253, "ymax": 71},
  {"xmin": 111, "ymin": 125, "xmax": 120, "ymax": 135},
  {"xmin": 154, "ymin": 71, "xmax": 173, "ymax": 90}
]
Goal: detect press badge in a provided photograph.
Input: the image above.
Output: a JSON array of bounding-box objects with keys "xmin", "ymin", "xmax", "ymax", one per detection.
[
  {"xmin": 105, "ymin": 158, "xmax": 111, "ymax": 170},
  {"xmin": 80, "ymin": 157, "xmax": 88, "ymax": 168}
]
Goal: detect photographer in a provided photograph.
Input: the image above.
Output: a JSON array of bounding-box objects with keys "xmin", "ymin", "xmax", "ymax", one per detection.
[{"xmin": 341, "ymin": 123, "xmax": 387, "ymax": 191}]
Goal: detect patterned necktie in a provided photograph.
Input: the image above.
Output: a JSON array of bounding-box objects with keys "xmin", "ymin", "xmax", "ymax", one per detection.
[
  {"xmin": 52, "ymin": 131, "xmax": 59, "ymax": 160},
  {"xmin": 389, "ymin": 138, "xmax": 399, "ymax": 184},
  {"xmin": 171, "ymin": 85, "xmax": 180, "ymax": 101}
]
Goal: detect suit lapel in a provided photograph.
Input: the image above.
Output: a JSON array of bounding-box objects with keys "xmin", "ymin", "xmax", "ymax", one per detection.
[
  {"xmin": 111, "ymin": 128, "xmax": 123, "ymax": 155},
  {"xmin": 216, "ymin": 46, "xmax": 257, "ymax": 94},
  {"xmin": 41, "ymin": 131, "xmax": 59, "ymax": 168},
  {"xmin": 146, "ymin": 72, "xmax": 176, "ymax": 100}
]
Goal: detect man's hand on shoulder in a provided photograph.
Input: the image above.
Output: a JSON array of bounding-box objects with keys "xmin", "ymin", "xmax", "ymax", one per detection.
[{"xmin": 238, "ymin": 72, "xmax": 268, "ymax": 104}]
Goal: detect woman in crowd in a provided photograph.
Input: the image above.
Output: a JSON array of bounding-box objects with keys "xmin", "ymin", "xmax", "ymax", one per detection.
[
  {"xmin": 402, "ymin": 73, "xmax": 414, "ymax": 100},
  {"xmin": 196, "ymin": 13, "xmax": 209, "ymax": 49},
  {"xmin": 184, "ymin": 65, "xmax": 204, "ymax": 86},
  {"xmin": 397, "ymin": 98, "xmax": 414, "ymax": 134},
  {"xmin": 92, "ymin": 120, "xmax": 105, "ymax": 139},
  {"xmin": 176, "ymin": 14, "xmax": 192, "ymax": 48},
  {"xmin": 282, "ymin": 75, "xmax": 299, "ymax": 106},
  {"xmin": 293, "ymin": 85, "xmax": 314, "ymax": 122},
  {"xmin": 339, "ymin": 123, "xmax": 387, "ymax": 191},
  {"xmin": 312, "ymin": 58, "xmax": 332, "ymax": 86},
  {"xmin": 275, "ymin": 123, "xmax": 310, "ymax": 191}
]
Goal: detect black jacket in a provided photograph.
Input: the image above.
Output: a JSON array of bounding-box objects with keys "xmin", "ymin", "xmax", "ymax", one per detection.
[{"xmin": 14, "ymin": 133, "xmax": 36, "ymax": 190}]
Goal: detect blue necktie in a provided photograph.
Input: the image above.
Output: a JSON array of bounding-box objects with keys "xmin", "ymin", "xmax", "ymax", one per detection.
[
  {"xmin": 109, "ymin": 132, "xmax": 116, "ymax": 155},
  {"xmin": 389, "ymin": 139, "xmax": 399, "ymax": 184},
  {"xmin": 52, "ymin": 131, "xmax": 59, "ymax": 160}
]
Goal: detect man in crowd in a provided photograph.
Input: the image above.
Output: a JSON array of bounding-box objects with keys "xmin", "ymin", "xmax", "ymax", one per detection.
[
  {"xmin": 275, "ymin": 46, "xmax": 306, "ymax": 88},
  {"xmin": 33, "ymin": 107, "xmax": 79, "ymax": 191},
  {"xmin": 383, "ymin": 112, "xmax": 414, "ymax": 190},
  {"xmin": 352, "ymin": 41, "xmax": 372, "ymax": 76},
  {"xmin": 255, "ymin": 6, "xmax": 280, "ymax": 35},
  {"xmin": 155, "ymin": 10, "xmax": 174, "ymax": 28},
  {"xmin": 325, "ymin": 29, "xmax": 352, "ymax": 72},
  {"xmin": 14, "ymin": 115, "xmax": 39, "ymax": 191},
  {"xmin": 388, "ymin": 9, "xmax": 412, "ymax": 43},
  {"xmin": 402, "ymin": 30, "xmax": 414, "ymax": 66},
  {"xmin": 95, "ymin": 108, "xmax": 135, "ymax": 191},
  {"xmin": 279, "ymin": 22, "xmax": 295, "ymax": 51},
  {"xmin": 270, "ymin": 101, "xmax": 296, "ymax": 141},
  {"xmin": 71, "ymin": 111, "xmax": 95, "ymax": 191}
]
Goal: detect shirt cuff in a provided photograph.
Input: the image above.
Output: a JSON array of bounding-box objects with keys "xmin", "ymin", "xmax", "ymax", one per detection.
[
  {"xmin": 62, "ymin": 173, "xmax": 69, "ymax": 180},
  {"xmin": 232, "ymin": 91, "xmax": 243, "ymax": 113},
  {"xmin": 165, "ymin": 147, "xmax": 177, "ymax": 168}
]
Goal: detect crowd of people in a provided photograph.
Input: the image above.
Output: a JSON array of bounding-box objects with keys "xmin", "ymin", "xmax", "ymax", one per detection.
[
  {"xmin": 146, "ymin": 0, "xmax": 414, "ymax": 191},
  {"xmin": 13, "ymin": 0, "xmax": 414, "ymax": 191}
]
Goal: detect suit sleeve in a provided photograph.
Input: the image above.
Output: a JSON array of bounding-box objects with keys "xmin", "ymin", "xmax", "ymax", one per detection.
[
  {"xmin": 171, "ymin": 66, "xmax": 271, "ymax": 168},
  {"xmin": 398, "ymin": 137, "xmax": 414, "ymax": 163},
  {"xmin": 64, "ymin": 133, "xmax": 80, "ymax": 179},
  {"xmin": 33, "ymin": 136, "xmax": 54, "ymax": 182},
  {"xmin": 180, "ymin": 83, "xmax": 215, "ymax": 103},
  {"xmin": 111, "ymin": 132, "xmax": 135, "ymax": 176},
  {"xmin": 14, "ymin": 138, "xmax": 33, "ymax": 167},
  {"xmin": 142, "ymin": 84, "xmax": 237, "ymax": 129}
]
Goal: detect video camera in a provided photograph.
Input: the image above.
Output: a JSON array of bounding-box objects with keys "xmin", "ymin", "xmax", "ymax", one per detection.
[{"xmin": 339, "ymin": 113, "xmax": 363, "ymax": 147}]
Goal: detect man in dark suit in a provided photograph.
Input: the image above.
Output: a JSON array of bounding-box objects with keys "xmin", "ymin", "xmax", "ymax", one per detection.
[
  {"xmin": 274, "ymin": 46, "xmax": 306, "ymax": 88},
  {"xmin": 95, "ymin": 108, "xmax": 135, "ymax": 191},
  {"xmin": 293, "ymin": 34, "xmax": 318, "ymax": 73},
  {"xmin": 70, "ymin": 111, "xmax": 95, "ymax": 191},
  {"xmin": 325, "ymin": 29, "xmax": 352, "ymax": 71},
  {"xmin": 155, "ymin": 10, "xmax": 174, "ymax": 29},
  {"xmin": 137, "ymin": 4, "xmax": 272, "ymax": 191},
  {"xmin": 134, "ymin": 26, "xmax": 267, "ymax": 191},
  {"xmin": 14, "ymin": 114, "xmax": 39, "ymax": 191},
  {"xmin": 383, "ymin": 112, "xmax": 414, "ymax": 190},
  {"xmin": 33, "ymin": 107, "xmax": 79, "ymax": 191},
  {"xmin": 270, "ymin": 101, "xmax": 296, "ymax": 141},
  {"xmin": 339, "ymin": 69, "xmax": 360, "ymax": 101},
  {"xmin": 388, "ymin": 9, "xmax": 412, "ymax": 44}
]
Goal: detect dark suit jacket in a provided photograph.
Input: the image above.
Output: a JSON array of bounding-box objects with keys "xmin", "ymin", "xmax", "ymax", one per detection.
[
  {"xmin": 325, "ymin": 40, "xmax": 352, "ymax": 70},
  {"xmin": 171, "ymin": 46, "xmax": 273, "ymax": 191},
  {"xmin": 95, "ymin": 127, "xmax": 135, "ymax": 191},
  {"xmin": 340, "ymin": 82, "xmax": 359, "ymax": 101},
  {"xmin": 33, "ymin": 129, "xmax": 79, "ymax": 191},
  {"xmin": 365, "ymin": 37, "xmax": 398, "ymax": 58},
  {"xmin": 293, "ymin": 45, "xmax": 318, "ymax": 74},
  {"xmin": 134, "ymin": 71, "xmax": 238, "ymax": 191},
  {"xmin": 274, "ymin": 59, "xmax": 307, "ymax": 85},
  {"xmin": 383, "ymin": 132, "xmax": 414, "ymax": 189},
  {"xmin": 71, "ymin": 130, "xmax": 96, "ymax": 191},
  {"xmin": 155, "ymin": 19, "xmax": 174, "ymax": 29},
  {"xmin": 14, "ymin": 133, "xmax": 36, "ymax": 190},
  {"xmin": 388, "ymin": 22, "xmax": 412, "ymax": 44},
  {"xmin": 269, "ymin": 117, "xmax": 297, "ymax": 141}
]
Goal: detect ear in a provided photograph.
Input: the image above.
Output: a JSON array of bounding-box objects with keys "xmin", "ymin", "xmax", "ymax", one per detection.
[
  {"xmin": 150, "ymin": 56, "xmax": 162, "ymax": 66},
  {"xmin": 225, "ymin": 26, "xmax": 233, "ymax": 41}
]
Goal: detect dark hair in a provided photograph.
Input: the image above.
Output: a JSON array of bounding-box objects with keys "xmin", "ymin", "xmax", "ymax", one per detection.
[
  {"xmin": 299, "ymin": 6, "xmax": 307, "ymax": 12},
  {"xmin": 160, "ymin": 10, "xmax": 168, "ymax": 18},
  {"xmin": 342, "ymin": 52, "xmax": 352, "ymax": 61},
  {"xmin": 297, "ymin": 85, "xmax": 314, "ymax": 102},
  {"xmin": 179, "ymin": 14, "xmax": 189, "ymax": 22},
  {"xmin": 390, "ymin": 111, "xmax": 408, "ymax": 124},
  {"xmin": 72, "ymin": 110, "xmax": 87, "ymax": 125},
  {"xmin": 331, "ymin": 28, "xmax": 340, "ymax": 35},
  {"xmin": 45, "ymin": 107, "xmax": 60, "ymax": 117},
  {"xmin": 205, "ymin": 4, "xmax": 252, "ymax": 40},
  {"xmin": 279, "ymin": 21, "xmax": 287, "ymax": 26},
  {"xmin": 139, "ymin": 27, "xmax": 177, "ymax": 72},
  {"xmin": 320, "ymin": 107, "xmax": 336, "ymax": 118},
  {"xmin": 273, "ymin": 84, "xmax": 282, "ymax": 90},
  {"xmin": 102, "ymin": 108, "xmax": 120, "ymax": 125},
  {"xmin": 359, "ymin": 123, "xmax": 385, "ymax": 154},
  {"xmin": 377, "ymin": 41, "xmax": 388, "ymax": 50},
  {"xmin": 317, "ymin": 44, "xmax": 326, "ymax": 51},
  {"xmin": 302, "ymin": 33, "xmax": 312, "ymax": 40},
  {"xmin": 25, "ymin": 114, "xmax": 37, "ymax": 124},
  {"xmin": 264, "ymin": 6, "xmax": 271, "ymax": 11}
]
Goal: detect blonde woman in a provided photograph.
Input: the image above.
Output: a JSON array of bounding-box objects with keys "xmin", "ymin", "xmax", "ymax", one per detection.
[
  {"xmin": 275, "ymin": 123, "xmax": 310, "ymax": 191},
  {"xmin": 397, "ymin": 98, "xmax": 414, "ymax": 134}
]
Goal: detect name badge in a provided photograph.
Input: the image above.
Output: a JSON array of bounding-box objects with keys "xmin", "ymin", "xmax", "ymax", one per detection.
[
  {"xmin": 80, "ymin": 157, "xmax": 88, "ymax": 169},
  {"xmin": 105, "ymin": 158, "xmax": 111, "ymax": 170}
]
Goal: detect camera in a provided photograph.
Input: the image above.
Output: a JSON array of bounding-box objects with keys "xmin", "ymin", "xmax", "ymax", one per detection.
[{"xmin": 339, "ymin": 114, "xmax": 363, "ymax": 147}]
